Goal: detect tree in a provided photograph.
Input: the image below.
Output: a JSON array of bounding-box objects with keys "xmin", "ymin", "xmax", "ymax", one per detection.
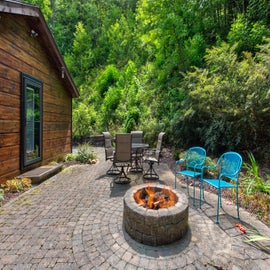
[
  {"xmin": 228, "ymin": 14, "xmax": 270, "ymax": 56},
  {"xmin": 26, "ymin": 0, "xmax": 270, "ymax": 163},
  {"xmin": 64, "ymin": 22, "xmax": 94, "ymax": 86},
  {"xmin": 23, "ymin": 0, "xmax": 52, "ymax": 20},
  {"xmin": 72, "ymin": 103, "xmax": 97, "ymax": 138},
  {"xmin": 107, "ymin": 14, "xmax": 137, "ymax": 66},
  {"xmin": 175, "ymin": 40, "xmax": 270, "ymax": 157},
  {"xmin": 247, "ymin": 0, "xmax": 270, "ymax": 25}
]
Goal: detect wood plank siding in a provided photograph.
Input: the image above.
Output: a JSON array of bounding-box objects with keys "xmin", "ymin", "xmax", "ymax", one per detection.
[{"xmin": 0, "ymin": 12, "xmax": 78, "ymax": 182}]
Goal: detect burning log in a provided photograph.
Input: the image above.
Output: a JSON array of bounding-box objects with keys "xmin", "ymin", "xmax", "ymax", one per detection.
[{"xmin": 134, "ymin": 186, "xmax": 175, "ymax": 209}]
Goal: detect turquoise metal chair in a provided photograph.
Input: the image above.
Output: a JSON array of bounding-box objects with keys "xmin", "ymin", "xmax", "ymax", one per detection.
[
  {"xmin": 200, "ymin": 152, "xmax": 242, "ymax": 224},
  {"xmin": 174, "ymin": 147, "xmax": 206, "ymax": 206}
]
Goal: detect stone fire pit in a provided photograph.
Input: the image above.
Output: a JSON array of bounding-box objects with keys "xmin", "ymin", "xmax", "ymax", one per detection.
[{"xmin": 123, "ymin": 183, "xmax": 189, "ymax": 246}]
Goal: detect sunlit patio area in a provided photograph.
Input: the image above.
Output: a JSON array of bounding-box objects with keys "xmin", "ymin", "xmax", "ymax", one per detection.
[{"xmin": 0, "ymin": 147, "xmax": 269, "ymax": 269}]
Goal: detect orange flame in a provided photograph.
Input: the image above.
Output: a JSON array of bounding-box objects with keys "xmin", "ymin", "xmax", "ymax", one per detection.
[{"xmin": 134, "ymin": 186, "xmax": 175, "ymax": 209}]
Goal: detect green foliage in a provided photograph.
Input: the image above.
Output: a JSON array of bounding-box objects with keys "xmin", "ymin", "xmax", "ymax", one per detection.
[
  {"xmin": 23, "ymin": 0, "xmax": 52, "ymax": 21},
  {"xmin": 241, "ymin": 152, "xmax": 270, "ymax": 195},
  {"xmin": 100, "ymin": 86, "xmax": 123, "ymax": 131},
  {"xmin": 51, "ymin": 0, "xmax": 105, "ymax": 56},
  {"xmin": 247, "ymin": 0, "xmax": 270, "ymax": 24},
  {"xmin": 184, "ymin": 34, "xmax": 206, "ymax": 68},
  {"xmin": 95, "ymin": 65, "xmax": 120, "ymax": 97},
  {"xmin": 3, "ymin": 178, "xmax": 32, "ymax": 193},
  {"xmin": 64, "ymin": 22, "xmax": 95, "ymax": 86},
  {"xmin": 174, "ymin": 39, "xmax": 270, "ymax": 154},
  {"xmin": 244, "ymin": 228, "xmax": 270, "ymax": 249},
  {"xmin": 64, "ymin": 145, "xmax": 97, "ymax": 164},
  {"xmin": 122, "ymin": 107, "xmax": 140, "ymax": 132},
  {"xmin": 72, "ymin": 103, "xmax": 97, "ymax": 138},
  {"xmin": 64, "ymin": 153, "xmax": 76, "ymax": 162},
  {"xmin": 75, "ymin": 143, "xmax": 97, "ymax": 164},
  {"xmin": 107, "ymin": 14, "xmax": 136, "ymax": 65},
  {"xmin": 228, "ymin": 14, "xmax": 270, "ymax": 56},
  {"xmin": 32, "ymin": 0, "xmax": 270, "ymax": 163},
  {"xmin": 238, "ymin": 152, "xmax": 270, "ymax": 224}
]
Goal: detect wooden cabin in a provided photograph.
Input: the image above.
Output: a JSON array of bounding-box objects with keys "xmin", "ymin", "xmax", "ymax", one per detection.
[{"xmin": 0, "ymin": 0, "xmax": 80, "ymax": 183}]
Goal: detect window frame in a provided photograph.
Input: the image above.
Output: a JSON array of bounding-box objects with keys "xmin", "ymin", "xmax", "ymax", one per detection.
[{"xmin": 21, "ymin": 73, "xmax": 43, "ymax": 169}]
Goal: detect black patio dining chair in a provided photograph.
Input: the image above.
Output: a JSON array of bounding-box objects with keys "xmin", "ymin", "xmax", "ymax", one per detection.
[
  {"xmin": 113, "ymin": 133, "xmax": 133, "ymax": 184},
  {"xmin": 102, "ymin": 131, "xmax": 119, "ymax": 175},
  {"xmin": 131, "ymin": 130, "xmax": 143, "ymax": 143},
  {"xmin": 143, "ymin": 132, "xmax": 165, "ymax": 180},
  {"xmin": 130, "ymin": 130, "xmax": 144, "ymax": 172}
]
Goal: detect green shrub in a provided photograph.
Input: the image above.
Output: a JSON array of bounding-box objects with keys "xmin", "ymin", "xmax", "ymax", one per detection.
[
  {"xmin": 75, "ymin": 143, "xmax": 97, "ymax": 164},
  {"xmin": 72, "ymin": 103, "xmax": 97, "ymax": 138},
  {"xmin": 95, "ymin": 64, "xmax": 120, "ymax": 97},
  {"xmin": 4, "ymin": 178, "xmax": 32, "ymax": 193},
  {"xmin": 241, "ymin": 152, "xmax": 270, "ymax": 195},
  {"xmin": 65, "ymin": 153, "xmax": 76, "ymax": 162}
]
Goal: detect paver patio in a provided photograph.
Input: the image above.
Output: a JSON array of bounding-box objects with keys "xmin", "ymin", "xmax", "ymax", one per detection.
[{"xmin": 0, "ymin": 147, "xmax": 269, "ymax": 269}]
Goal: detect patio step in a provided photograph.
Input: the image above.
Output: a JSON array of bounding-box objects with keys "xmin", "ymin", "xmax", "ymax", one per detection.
[{"xmin": 18, "ymin": 164, "xmax": 63, "ymax": 184}]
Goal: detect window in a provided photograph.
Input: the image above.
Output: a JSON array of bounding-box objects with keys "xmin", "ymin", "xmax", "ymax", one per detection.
[{"xmin": 21, "ymin": 73, "xmax": 43, "ymax": 169}]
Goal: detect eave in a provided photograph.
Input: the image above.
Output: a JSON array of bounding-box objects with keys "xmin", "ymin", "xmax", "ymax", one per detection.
[{"xmin": 0, "ymin": 0, "xmax": 80, "ymax": 98}]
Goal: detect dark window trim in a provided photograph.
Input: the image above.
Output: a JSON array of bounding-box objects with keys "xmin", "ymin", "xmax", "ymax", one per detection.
[{"xmin": 21, "ymin": 73, "xmax": 43, "ymax": 169}]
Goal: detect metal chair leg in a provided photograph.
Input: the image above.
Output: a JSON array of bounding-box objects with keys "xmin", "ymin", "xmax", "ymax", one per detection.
[
  {"xmin": 106, "ymin": 162, "xmax": 121, "ymax": 175},
  {"xmin": 186, "ymin": 176, "xmax": 189, "ymax": 196},
  {"xmin": 143, "ymin": 161, "xmax": 159, "ymax": 180},
  {"xmin": 114, "ymin": 165, "xmax": 130, "ymax": 184}
]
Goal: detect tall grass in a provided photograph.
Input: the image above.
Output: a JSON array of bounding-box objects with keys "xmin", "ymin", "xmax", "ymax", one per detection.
[
  {"xmin": 76, "ymin": 143, "xmax": 97, "ymax": 164},
  {"xmin": 241, "ymin": 152, "xmax": 270, "ymax": 195}
]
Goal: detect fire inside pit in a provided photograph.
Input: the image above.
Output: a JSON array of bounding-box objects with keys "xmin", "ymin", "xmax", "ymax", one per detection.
[
  {"xmin": 134, "ymin": 185, "xmax": 176, "ymax": 209},
  {"xmin": 123, "ymin": 183, "xmax": 189, "ymax": 246}
]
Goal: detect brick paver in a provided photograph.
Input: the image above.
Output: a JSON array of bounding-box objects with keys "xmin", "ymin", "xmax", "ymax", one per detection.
[{"xmin": 0, "ymin": 147, "xmax": 269, "ymax": 269}]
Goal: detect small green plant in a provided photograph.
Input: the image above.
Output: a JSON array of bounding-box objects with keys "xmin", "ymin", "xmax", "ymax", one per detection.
[
  {"xmin": 245, "ymin": 230, "xmax": 270, "ymax": 244},
  {"xmin": 21, "ymin": 178, "xmax": 32, "ymax": 189},
  {"xmin": 201, "ymin": 156, "xmax": 220, "ymax": 178},
  {"xmin": 235, "ymin": 223, "xmax": 270, "ymax": 254},
  {"xmin": 49, "ymin": 161, "xmax": 59, "ymax": 166},
  {"xmin": 173, "ymin": 149, "xmax": 182, "ymax": 160},
  {"xmin": 65, "ymin": 153, "xmax": 76, "ymax": 162},
  {"xmin": 241, "ymin": 152, "xmax": 270, "ymax": 195},
  {"xmin": 75, "ymin": 143, "xmax": 97, "ymax": 164},
  {"xmin": 4, "ymin": 178, "xmax": 32, "ymax": 193}
]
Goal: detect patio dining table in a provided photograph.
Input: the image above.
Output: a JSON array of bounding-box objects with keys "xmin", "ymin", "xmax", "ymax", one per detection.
[{"xmin": 130, "ymin": 143, "xmax": 149, "ymax": 173}]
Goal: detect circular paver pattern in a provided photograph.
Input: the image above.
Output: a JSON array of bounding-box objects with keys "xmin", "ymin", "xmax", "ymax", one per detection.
[{"xmin": 72, "ymin": 192, "xmax": 252, "ymax": 270}]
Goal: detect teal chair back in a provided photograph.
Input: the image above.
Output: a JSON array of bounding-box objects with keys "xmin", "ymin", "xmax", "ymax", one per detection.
[
  {"xmin": 200, "ymin": 151, "xmax": 242, "ymax": 223},
  {"xmin": 218, "ymin": 152, "xmax": 242, "ymax": 181},
  {"xmin": 185, "ymin": 147, "xmax": 207, "ymax": 171},
  {"xmin": 174, "ymin": 146, "xmax": 206, "ymax": 206}
]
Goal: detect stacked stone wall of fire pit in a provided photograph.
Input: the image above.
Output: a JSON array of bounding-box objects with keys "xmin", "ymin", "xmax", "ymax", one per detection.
[{"xmin": 123, "ymin": 184, "xmax": 189, "ymax": 246}]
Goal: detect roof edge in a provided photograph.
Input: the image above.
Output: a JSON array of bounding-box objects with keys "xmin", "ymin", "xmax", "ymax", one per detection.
[{"xmin": 0, "ymin": 0, "xmax": 80, "ymax": 98}]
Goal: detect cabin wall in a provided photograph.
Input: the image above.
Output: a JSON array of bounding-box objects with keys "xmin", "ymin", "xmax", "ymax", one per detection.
[{"xmin": 0, "ymin": 14, "xmax": 72, "ymax": 182}]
